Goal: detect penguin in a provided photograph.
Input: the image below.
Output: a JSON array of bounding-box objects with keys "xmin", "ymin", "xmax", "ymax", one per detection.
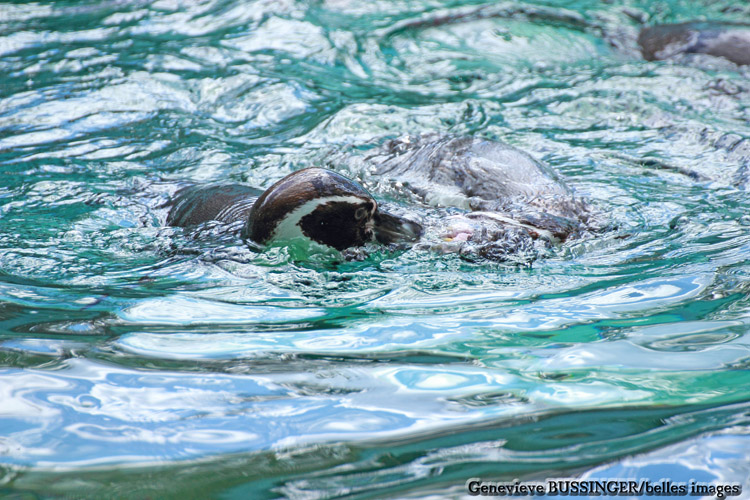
[
  {"xmin": 166, "ymin": 167, "xmax": 423, "ymax": 251},
  {"xmin": 166, "ymin": 135, "xmax": 594, "ymax": 261},
  {"xmin": 638, "ymin": 22, "xmax": 750, "ymax": 66}
]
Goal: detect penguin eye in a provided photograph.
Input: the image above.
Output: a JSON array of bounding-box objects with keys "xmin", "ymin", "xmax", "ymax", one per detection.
[{"xmin": 354, "ymin": 207, "xmax": 368, "ymax": 221}]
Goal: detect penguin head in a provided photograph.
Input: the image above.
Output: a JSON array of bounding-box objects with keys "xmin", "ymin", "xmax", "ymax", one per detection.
[{"xmin": 243, "ymin": 168, "xmax": 421, "ymax": 251}]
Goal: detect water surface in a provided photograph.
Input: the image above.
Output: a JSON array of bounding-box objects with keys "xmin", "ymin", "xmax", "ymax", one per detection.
[{"xmin": 1, "ymin": 0, "xmax": 750, "ymax": 498}]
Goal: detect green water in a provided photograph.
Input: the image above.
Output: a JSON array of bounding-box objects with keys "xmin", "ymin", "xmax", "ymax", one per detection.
[{"xmin": 1, "ymin": 0, "xmax": 749, "ymax": 498}]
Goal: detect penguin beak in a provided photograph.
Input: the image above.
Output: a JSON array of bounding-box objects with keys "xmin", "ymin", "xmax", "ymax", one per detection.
[{"xmin": 373, "ymin": 210, "xmax": 423, "ymax": 244}]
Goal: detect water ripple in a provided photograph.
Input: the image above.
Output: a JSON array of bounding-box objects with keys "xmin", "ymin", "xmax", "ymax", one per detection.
[{"xmin": 1, "ymin": 0, "xmax": 750, "ymax": 496}]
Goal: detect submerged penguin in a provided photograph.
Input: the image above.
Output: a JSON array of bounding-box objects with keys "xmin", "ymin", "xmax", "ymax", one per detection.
[
  {"xmin": 166, "ymin": 135, "xmax": 593, "ymax": 260},
  {"xmin": 638, "ymin": 22, "xmax": 750, "ymax": 66},
  {"xmin": 364, "ymin": 135, "xmax": 594, "ymax": 260}
]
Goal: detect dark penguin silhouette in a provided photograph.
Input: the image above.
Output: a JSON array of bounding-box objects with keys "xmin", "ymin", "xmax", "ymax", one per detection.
[{"xmin": 638, "ymin": 22, "xmax": 750, "ymax": 66}]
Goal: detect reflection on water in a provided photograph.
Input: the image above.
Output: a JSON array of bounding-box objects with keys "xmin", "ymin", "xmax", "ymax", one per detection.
[{"xmin": 1, "ymin": 0, "xmax": 750, "ymax": 497}]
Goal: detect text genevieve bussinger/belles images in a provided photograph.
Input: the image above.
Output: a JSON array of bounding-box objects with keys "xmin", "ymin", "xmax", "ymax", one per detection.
[{"xmin": 465, "ymin": 478, "xmax": 743, "ymax": 498}]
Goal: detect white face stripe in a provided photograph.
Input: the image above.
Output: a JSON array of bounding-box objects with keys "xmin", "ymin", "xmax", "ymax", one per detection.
[{"xmin": 270, "ymin": 195, "xmax": 369, "ymax": 244}]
